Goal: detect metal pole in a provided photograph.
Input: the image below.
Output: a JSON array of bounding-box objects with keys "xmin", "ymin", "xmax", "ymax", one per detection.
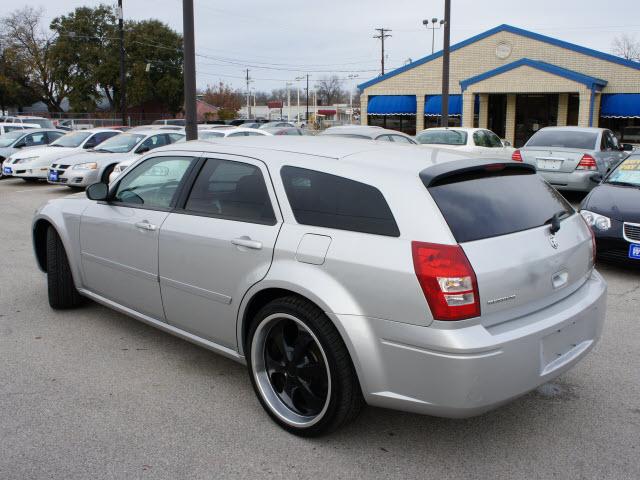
[
  {"xmin": 117, "ymin": 0, "xmax": 126, "ymax": 126},
  {"xmin": 440, "ymin": 0, "xmax": 451, "ymax": 127},
  {"xmin": 431, "ymin": 25, "xmax": 435, "ymax": 54},
  {"xmin": 182, "ymin": 0, "xmax": 197, "ymax": 140},
  {"xmin": 306, "ymin": 74, "xmax": 309, "ymax": 122},
  {"xmin": 246, "ymin": 69, "xmax": 251, "ymax": 119},
  {"xmin": 286, "ymin": 83, "xmax": 291, "ymax": 121},
  {"xmin": 349, "ymin": 90, "xmax": 353, "ymax": 124},
  {"xmin": 297, "ymin": 87, "xmax": 300, "ymax": 122}
]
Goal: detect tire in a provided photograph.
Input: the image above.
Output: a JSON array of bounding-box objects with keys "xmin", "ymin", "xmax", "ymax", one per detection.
[
  {"xmin": 247, "ymin": 296, "xmax": 363, "ymax": 436},
  {"xmin": 46, "ymin": 226, "xmax": 83, "ymax": 309},
  {"xmin": 101, "ymin": 164, "xmax": 116, "ymax": 184}
]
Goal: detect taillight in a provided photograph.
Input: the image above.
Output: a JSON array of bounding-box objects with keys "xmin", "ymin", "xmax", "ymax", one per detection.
[
  {"xmin": 511, "ymin": 149, "xmax": 522, "ymax": 162},
  {"xmin": 411, "ymin": 242, "xmax": 480, "ymax": 321},
  {"xmin": 576, "ymin": 154, "xmax": 597, "ymax": 170}
]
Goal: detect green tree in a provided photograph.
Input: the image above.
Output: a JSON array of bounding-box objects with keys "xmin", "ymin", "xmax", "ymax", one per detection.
[
  {"xmin": 49, "ymin": 4, "xmax": 119, "ymax": 112},
  {"xmin": 0, "ymin": 42, "xmax": 40, "ymax": 112},
  {"xmin": 125, "ymin": 19, "xmax": 184, "ymax": 114}
]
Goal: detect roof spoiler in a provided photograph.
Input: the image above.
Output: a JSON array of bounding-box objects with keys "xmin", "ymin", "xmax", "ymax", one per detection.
[{"xmin": 420, "ymin": 159, "xmax": 536, "ymax": 188}]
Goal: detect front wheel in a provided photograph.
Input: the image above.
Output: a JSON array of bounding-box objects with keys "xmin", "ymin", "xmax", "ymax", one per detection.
[
  {"xmin": 46, "ymin": 226, "xmax": 83, "ymax": 309},
  {"xmin": 247, "ymin": 296, "xmax": 363, "ymax": 436}
]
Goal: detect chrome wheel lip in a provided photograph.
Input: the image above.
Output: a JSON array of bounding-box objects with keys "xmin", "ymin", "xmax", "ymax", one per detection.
[{"xmin": 251, "ymin": 313, "xmax": 331, "ymax": 428}]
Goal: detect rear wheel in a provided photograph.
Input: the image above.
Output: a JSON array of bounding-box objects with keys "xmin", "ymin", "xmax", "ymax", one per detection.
[
  {"xmin": 247, "ymin": 296, "xmax": 363, "ymax": 436},
  {"xmin": 46, "ymin": 226, "xmax": 83, "ymax": 309}
]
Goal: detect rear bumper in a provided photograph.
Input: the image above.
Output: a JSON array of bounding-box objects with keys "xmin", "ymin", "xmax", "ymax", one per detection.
[
  {"xmin": 334, "ymin": 269, "xmax": 606, "ymax": 418},
  {"xmin": 537, "ymin": 170, "xmax": 594, "ymax": 192}
]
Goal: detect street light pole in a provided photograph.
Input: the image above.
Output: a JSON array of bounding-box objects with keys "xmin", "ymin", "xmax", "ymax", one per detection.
[
  {"xmin": 182, "ymin": 0, "xmax": 197, "ymax": 140},
  {"xmin": 117, "ymin": 0, "xmax": 126, "ymax": 126},
  {"xmin": 347, "ymin": 73, "xmax": 359, "ymax": 125},
  {"xmin": 305, "ymin": 74, "xmax": 310, "ymax": 122},
  {"xmin": 286, "ymin": 82, "xmax": 293, "ymax": 121},
  {"xmin": 440, "ymin": 0, "xmax": 451, "ymax": 127}
]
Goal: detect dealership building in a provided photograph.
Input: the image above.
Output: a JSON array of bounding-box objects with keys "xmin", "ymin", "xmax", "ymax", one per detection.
[{"xmin": 358, "ymin": 24, "xmax": 640, "ymax": 146}]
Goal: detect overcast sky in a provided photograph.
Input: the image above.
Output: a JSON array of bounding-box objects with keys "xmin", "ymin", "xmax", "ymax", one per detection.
[{"xmin": 2, "ymin": 0, "xmax": 639, "ymax": 93}]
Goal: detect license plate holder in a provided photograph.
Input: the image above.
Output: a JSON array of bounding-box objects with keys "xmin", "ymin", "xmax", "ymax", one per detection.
[
  {"xmin": 629, "ymin": 244, "xmax": 640, "ymax": 260},
  {"xmin": 3, "ymin": 166, "xmax": 11, "ymax": 175},
  {"xmin": 48, "ymin": 171, "xmax": 58, "ymax": 182},
  {"xmin": 536, "ymin": 158, "xmax": 563, "ymax": 170}
]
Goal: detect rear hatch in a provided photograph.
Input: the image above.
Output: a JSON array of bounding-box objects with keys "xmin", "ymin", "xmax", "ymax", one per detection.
[
  {"xmin": 423, "ymin": 161, "xmax": 594, "ymax": 327},
  {"xmin": 520, "ymin": 129, "xmax": 599, "ymax": 173}
]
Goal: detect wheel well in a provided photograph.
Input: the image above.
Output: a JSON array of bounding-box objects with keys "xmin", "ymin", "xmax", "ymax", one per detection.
[
  {"xmin": 33, "ymin": 219, "xmax": 53, "ymax": 272},
  {"xmin": 241, "ymin": 288, "xmax": 323, "ymax": 351}
]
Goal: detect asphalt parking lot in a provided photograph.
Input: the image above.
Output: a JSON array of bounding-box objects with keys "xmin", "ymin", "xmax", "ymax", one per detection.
[{"xmin": 1, "ymin": 178, "xmax": 639, "ymax": 480}]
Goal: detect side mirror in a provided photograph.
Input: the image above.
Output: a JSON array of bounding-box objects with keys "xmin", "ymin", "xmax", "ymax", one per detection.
[
  {"xmin": 502, "ymin": 140, "xmax": 512, "ymax": 147},
  {"xmin": 621, "ymin": 143, "xmax": 634, "ymax": 151},
  {"xmin": 83, "ymin": 140, "xmax": 97, "ymax": 149},
  {"xmin": 136, "ymin": 145, "xmax": 150, "ymax": 154},
  {"xmin": 86, "ymin": 182, "xmax": 109, "ymax": 201},
  {"xmin": 589, "ymin": 173, "xmax": 603, "ymax": 184},
  {"xmin": 14, "ymin": 141, "xmax": 26, "ymax": 149}
]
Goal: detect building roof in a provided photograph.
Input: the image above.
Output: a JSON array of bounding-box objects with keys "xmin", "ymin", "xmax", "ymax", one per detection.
[
  {"xmin": 358, "ymin": 24, "xmax": 640, "ymax": 91},
  {"xmin": 459, "ymin": 58, "xmax": 608, "ymax": 91}
]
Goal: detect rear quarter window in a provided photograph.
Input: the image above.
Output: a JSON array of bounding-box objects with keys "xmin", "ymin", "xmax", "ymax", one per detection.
[
  {"xmin": 427, "ymin": 171, "xmax": 573, "ymax": 243},
  {"xmin": 280, "ymin": 166, "xmax": 400, "ymax": 237}
]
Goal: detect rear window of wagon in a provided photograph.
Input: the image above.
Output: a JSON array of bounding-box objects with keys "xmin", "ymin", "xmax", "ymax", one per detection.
[{"xmin": 427, "ymin": 171, "xmax": 573, "ymax": 243}]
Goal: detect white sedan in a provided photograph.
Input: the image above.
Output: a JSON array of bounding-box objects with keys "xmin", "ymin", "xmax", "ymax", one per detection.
[
  {"xmin": 108, "ymin": 128, "xmax": 271, "ymax": 183},
  {"xmin": 415, "ymin": 127, "xmax": 515, "ymax": 158},
  {"xmin": 7, "ymin": 129, "xmax": 121, "ymax": 182}
]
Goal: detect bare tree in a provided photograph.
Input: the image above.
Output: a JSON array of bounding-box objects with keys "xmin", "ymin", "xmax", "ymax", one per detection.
[
  {"xmin": 315, "ymin": 75, "xmax": 346, "ymax": 105},
  {"xmin": 1, "ymin": 7, "xmax": 71, "ymax": 111},
  {"xmin": 612, "ymin": 34, "xmax": 640, "ymax": 62}
]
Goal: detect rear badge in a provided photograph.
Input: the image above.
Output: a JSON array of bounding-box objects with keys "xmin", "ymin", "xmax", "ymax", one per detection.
[
  {"xmin": 549, "ymin": 235, "xmax": 559, "ymax": 249},
  {"xmin": 487, "ymin": 294, "xmax": 516, "ymax": 305}
]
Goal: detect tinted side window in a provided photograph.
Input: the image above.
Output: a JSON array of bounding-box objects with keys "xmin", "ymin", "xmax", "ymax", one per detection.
[
  {"xmin": 280, "ymin": 166, "xmax": 400, "ymax": 237},
  {"xmin": 184, "ymin": 159, "xmax": 276, "ymax": 224},
  {"xmin": 390, "ymin": 135, "xmax": 413, "ymax": 144},
  {"xmin": 93, "ymin": 131, "xmax": 119, "ymax": 144},
  {"xmin": 473, "ymin": 130, "xmax": 486, "ymax": 147},
  {"xmin": 484, "ymin": 130, "xmax": 503, "ymax": 148},
  {"xmin": 375, "ymin": 135, "xmax": 393, "ymax": 142},
  {"xmin": 25, "ymin": 133, "xmax": 48, "ymax": 146},
  {"xmin": 114, "ymin": 156, "xmax": 195, "ymax": 209}
]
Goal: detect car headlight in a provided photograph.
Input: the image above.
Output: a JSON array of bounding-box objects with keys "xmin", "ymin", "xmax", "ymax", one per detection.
[
  {"xmin": 16, "ymin": 156, "xmax": 39, "ymax": 164},
  {"xmin": 580, "ymin": 210, "xmax": 611, "ymax": 231},
  {"xmin": 72, "ymin": 162, "xmax": 98, "ymax": 170}
]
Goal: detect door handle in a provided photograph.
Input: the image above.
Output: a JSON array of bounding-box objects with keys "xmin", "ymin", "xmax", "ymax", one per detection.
[
  {"xmin": 231, "ymin": 236, "xmax": 262, "ymax": 250},
  {"xmin": 135, "ymin": 221, "xmax": 157, "ymax": 231}
]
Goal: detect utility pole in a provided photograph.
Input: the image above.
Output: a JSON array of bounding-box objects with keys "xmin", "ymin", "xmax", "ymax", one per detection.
[
  {"xmin": 117, "ymin": 0, "xmax": 126, "ymax": 126},
  {"xmin": 440, "ymin": 0, "xmax": 451, "ymax": 127},
  {"xmin": 305, "ymin": 74, "xmax": 310, "ymax": 122},
  {"xmin": 182, "ymin": 0, "xmax": 197, "ymax": 140},
  {"xmin": 245, "ymin": 69, "xmax": 251, "ymax": 119},
  {"xmin": 286, "ymin": 82, "xmax": 293, "ymax": 121},
  {"xmin": 373, "ymin": 28, "xmax": 392, "ymax": 75},
  {"xmin": 347, "ymin": 73, "xmax": 358, "ymax": 125}
]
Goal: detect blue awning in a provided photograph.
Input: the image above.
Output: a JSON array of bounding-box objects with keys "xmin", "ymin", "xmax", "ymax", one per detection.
[
  {"xmin": 424, "ymin": 95, "xmax": 463, "ymax": 116},
  {"xmin": 601, "ymin": 94, "xmax": 640, "ymax": 119},
  {"xmin": 368, "ymin": 95, "xmax": 416, "ymax": 115}
]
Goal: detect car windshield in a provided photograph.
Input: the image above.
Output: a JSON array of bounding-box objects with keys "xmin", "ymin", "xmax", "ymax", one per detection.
[
  {"xmin": 606, "ymin": 156, "xmax": 640, "ymax": 187},
  {"xmin": 416, "ymin": 130, "xmax": 467, "ymax": 146},
  {"xmin": 526, "ymin": 130, "xmax": 598, "ymax": 149},
  {"xmin": 22, "ymin": 118, "xmax": 54, "ymax": 128},
  {"xmin": 51, "ymin": 131, "xmax": 91, "ymax": 148},
  {"xmin": 200, "ymin": 131, "xmax": 225, "ymax": 139},
  {"xmin": 0, "ymin": 130, "xmax": 25, "ymax": 147},
  {"xmin": 94, "ymin": 133, "xmax": 145, "ymax": 153}
]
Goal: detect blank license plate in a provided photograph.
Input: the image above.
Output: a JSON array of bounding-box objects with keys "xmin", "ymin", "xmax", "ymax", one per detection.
[
  {"xmin": 3, "ymin": 167, "xmax": 11, "ymax": 175},
  {"xmin": 629, "ymin": 244, "xmax": 640, "ymax": 260},
  {"xmin": 48, "ymin": 171, "xmax": 58, "ymax": 182},
  {"xmin": 536, "ymin": 159, "xmax": 563, "ymax": 170}
]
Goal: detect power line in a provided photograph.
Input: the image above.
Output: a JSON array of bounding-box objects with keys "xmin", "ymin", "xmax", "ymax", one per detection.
[{"xmin": 373, "ymin": 28, "xmax": 392, "ymax": 75}]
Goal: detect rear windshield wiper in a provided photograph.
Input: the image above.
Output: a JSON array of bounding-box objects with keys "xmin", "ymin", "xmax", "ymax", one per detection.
[{"xmin": 545, "ymin": 210, "xmax": 570, "ymax": 234}]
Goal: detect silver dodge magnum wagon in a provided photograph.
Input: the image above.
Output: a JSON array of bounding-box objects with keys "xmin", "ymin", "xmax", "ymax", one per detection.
[{"xmin": 32, "ymin": 137, "xmax": 607, "ymax": 436}]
